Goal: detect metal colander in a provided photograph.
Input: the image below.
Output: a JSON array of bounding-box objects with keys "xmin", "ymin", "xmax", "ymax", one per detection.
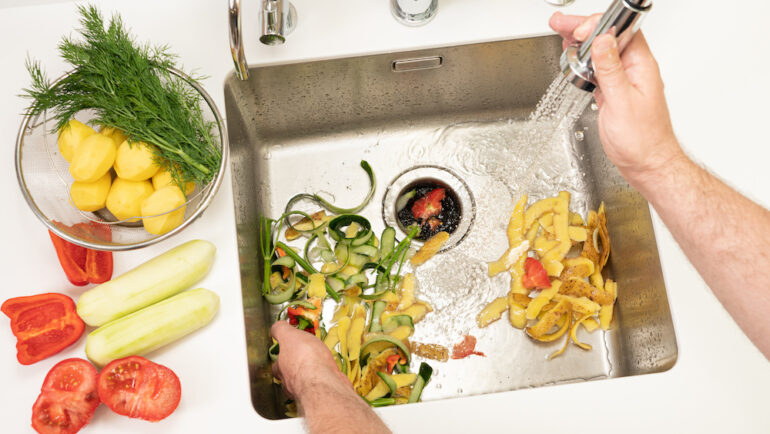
[{"xmin": 15, "ymin": 68, "xmax": 228, "ymax": 251}]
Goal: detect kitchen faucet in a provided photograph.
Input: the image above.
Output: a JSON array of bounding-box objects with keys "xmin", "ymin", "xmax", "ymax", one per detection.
[
  {"xmin": 228, "ymin": 0, "xmax": 297, "ymax": 80},
  {"xmin": 561, "ymin": 0, "xmax": 652, "ymax": 92}
]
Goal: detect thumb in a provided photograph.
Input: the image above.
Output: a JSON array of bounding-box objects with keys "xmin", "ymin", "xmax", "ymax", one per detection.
[{"xmin": 591, "ymin": 34, "xmax": 630, "ymax": 102}]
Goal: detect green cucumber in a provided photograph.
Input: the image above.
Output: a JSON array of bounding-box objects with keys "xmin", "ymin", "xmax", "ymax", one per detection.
[
  {"xmin": 368, "ymin": 300, "xmax": 387, "ymax": 332},
  {"xmin": 382, "ymin": 314, "xmax": 414, "ymax": 333},
  {"xmin": 85, "ymin": 288, "xmax": 219, "ymax": 367},
  {"xmin": 352, "ymin": 244, "xmax": 378, "ymax": 258},
  {"xmin": 77, "ymin": 239, "xmax": 216, "ymax": 327},
  {"xmin": 379, "ymin": 227, "xmax": 396, "ymax": 261},
  {"xmin": 408, "ymin": 362, "xmax": 433, "ymax": 403},
  {"xmin": 376, "ymin": 371, "xmax": 397, "ymax": 395},
  {"xmin": 361, "ymin": 335, "xmax": 411, "ymax": 364}
]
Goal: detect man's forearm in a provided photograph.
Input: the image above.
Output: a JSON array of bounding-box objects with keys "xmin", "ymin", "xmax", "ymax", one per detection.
[
  {"xmin": 297, "ymin": 377, "xmax": 391, "ymax": 434},
  {"xmin": 629, "ymin": 147, "xmax": 770, "ymax": 358}
]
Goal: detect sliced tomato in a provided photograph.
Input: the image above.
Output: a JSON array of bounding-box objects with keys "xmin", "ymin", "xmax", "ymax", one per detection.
[
  {"xmin": 411, "ymin": 188, "xmax": 445, "ymax": 221},
  {"xmin": 450, "ymin": 335, "xmax": 486, "ymax": 360},
  {"xmin": 32, "ymin": 358, "xmax": 100, "ymax": 434},
  {"xmin": 522, "ymin": 257, "xmax": 551, "ymax": 290},
  {"xmin": 97, "ymin": 356, "xmax": 181, "ymax": 422}
]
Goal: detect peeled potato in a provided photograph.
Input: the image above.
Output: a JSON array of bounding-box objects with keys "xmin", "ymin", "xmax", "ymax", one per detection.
[
  {"xmin": 114, "ymin": 140, "xmax": 160, "ymax": 181},
  {"xmin": 106, "ymin": 178, "xmax": 154, "ymax": 222},
  {"xmin": 141, "ymin": 186, "xmax": 187, "ymax": 235},
  {"xmin": 70, "ymin": 172, "xmax": 112, "ymax": 212},
  {"xmin": 152, "ymin": 165, "xmax": 195, "ymax": 195},
  {"xmin": 58, "ymin": 120, "xmax": 96, "ymax": 163},
  {"xmin": 100, "ymin": 126, "xmax": 127, "ymax": 147},
  {"xmin": 69, "ymin": 133, "xmax": 117, "ymax": 183}
]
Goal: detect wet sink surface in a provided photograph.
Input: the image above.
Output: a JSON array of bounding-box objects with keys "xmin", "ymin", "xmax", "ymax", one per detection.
[{"xmin": 224, "ymin": 34, "xmax": 677, "ymax": 419}]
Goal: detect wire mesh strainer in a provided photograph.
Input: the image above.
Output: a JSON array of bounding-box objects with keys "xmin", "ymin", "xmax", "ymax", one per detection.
[{"xmin": 15, "ymin": 67, "xmax": 229, "ymax": 251}]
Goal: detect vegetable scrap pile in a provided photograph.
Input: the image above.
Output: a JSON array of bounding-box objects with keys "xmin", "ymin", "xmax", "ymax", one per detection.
[
  {"xmin": 477, "ymin": 192, "xmax": 617, "ymax": 359},
  {"xmin": 261, "ymin": 161, "xmax": 450, "ymax": 409}
]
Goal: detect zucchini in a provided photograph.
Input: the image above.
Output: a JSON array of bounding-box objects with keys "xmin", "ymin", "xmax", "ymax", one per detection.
[
  {"xmin": 368, "ymin": 300, "xmax": 387, "ymax": 332},
  {"xmin": 408, "ymin": 362, "xmax": 433, "ymax": 403},
  {"xmin": 85, "ymin": 288, "xmax": 220, "ymax": 367},
  {"xmin": 361, "ymin": 334, "xmax": 411, "ymax": 364},
  {"xmin": 382, "ymin": 314, "xmax": 414, "ymax": 333},
  {"xmin": 352, "ymin": 244, "xmax": 378, "ymax": 258},
  {"xmin": 77, "ymin": 239, "xmax": 216, "ymax": 327},
  {"xmin": 379, "ymin": 227, "xmax": 396, "ymax": 261},
  {"xmin": 376, "ymin": 371, "xmax": 397, "ymax": 395},
  {"xmin": 326, "ymin": 276, "xmax": 345, "ymax": 293}
]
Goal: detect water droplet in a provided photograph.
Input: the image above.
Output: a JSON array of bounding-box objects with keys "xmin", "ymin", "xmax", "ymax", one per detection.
[
  {"xmin": 574, "ymin": 130, "xmax": 584, "ymax": 141},
  {"xmin": 591, "ymin": 102, "xmax": 599, "ymax": 111}
]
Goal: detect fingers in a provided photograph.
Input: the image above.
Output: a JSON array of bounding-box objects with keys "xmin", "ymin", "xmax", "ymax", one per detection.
[
  {"xmin": 549, "ymin": 12, "xmax": 587, "ymax": 41},
  {"xmin": 271, "ymin": 320, "xmax": 295, "ymax": 343},
  {"xmin": 574, "ymin": 14, "xmax": 602, "ymax": 42},
  {"xmin": 591, "ymin": 34, "xmax": 631, "ymax": 103}
]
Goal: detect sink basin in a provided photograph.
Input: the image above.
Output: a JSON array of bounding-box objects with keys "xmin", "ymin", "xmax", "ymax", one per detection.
[{"xmin": 224, "ymin": 34, "xmax": 678, "ymax": 419}]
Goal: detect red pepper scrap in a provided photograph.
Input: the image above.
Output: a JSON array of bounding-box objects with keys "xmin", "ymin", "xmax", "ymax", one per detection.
[
  {"xmin": 411, "ymin": 188, "xmax": 445, "ymax": 221},
  {"xmin": 287, "ymin": 298, "xmax": 322, "ymax": 335},
  {"xmin": 49, "ymin": 222, "xmax": 113, "ymax": 286},
  {"xmin": 522, "ymin": 257, "xmax": 551, "ymax": 290},
  {"xmin": 451, "ymin": 335, "xmax": 486, "ymax": 360},
  {"xmin": 385, "ymin": 354, "xmax": 402, "ymax": 374},
  {"xmin": 1, "ymin": 293, "xmax": 85, "ymax": 365}
]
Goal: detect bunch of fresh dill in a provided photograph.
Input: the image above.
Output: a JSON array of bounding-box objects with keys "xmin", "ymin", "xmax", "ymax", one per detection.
[{"xmin": 23, "ymin": 4, "xmax": 221, "ymax": 188}]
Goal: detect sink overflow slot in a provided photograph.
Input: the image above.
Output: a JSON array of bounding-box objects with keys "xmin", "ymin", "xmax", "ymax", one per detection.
[{"xmin": 391, "ymin": 56, "xmax": 443, "ymax": 72}]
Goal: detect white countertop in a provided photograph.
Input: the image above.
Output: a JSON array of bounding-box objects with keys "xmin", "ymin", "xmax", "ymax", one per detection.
[{"xmin": 1, "ymin": 0, "xmax": 769, "ymax": 433}]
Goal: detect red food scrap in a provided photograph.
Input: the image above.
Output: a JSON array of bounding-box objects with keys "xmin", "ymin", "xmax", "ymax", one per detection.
[
  {"xmin": 522, "ymin": 257, "xmax": 551, "ymax": 290},
  {"xmin": 451, "ymin": 335, "xmax": 486, "ymax": 360},
  {"xmin": 411, "ymin": 188, "xmax": 445, "ymax": 221},
  {"xmin": 287, "ymin": 298, "xmax": 322, "ymax": 335}
]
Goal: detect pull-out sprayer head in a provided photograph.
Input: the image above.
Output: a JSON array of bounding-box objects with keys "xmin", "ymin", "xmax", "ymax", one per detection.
[{"xmin": 560, "ymin": 0, "xmax": 652, "ymax": 92}]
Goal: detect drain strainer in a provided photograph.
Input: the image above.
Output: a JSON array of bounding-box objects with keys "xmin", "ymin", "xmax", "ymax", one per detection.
[{"xmin": 382, "ymin": 165, "xmax": 475, "ymax": 252}]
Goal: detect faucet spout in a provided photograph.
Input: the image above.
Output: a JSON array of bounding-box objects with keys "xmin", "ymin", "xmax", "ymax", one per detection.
[
  {"xmin": 560, "ymin": 0, "xmax": 652, "ymax": 92},
  {"xmin": 260, "ymin": 0, "xmax": 297, "ymax": 45}
]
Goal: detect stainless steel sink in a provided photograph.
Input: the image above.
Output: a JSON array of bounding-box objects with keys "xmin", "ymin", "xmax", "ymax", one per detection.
[{"xmin": 224, "ymin": 34, "xmax": 678, "ymax": 420}]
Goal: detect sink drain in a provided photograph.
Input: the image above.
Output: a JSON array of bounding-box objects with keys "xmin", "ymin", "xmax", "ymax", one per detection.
[{"xmin": 382, "ymin": 166, "xmax": 475, "ymax": 252}]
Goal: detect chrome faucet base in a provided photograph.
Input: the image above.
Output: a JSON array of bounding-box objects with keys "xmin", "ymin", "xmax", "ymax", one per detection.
[
  {"xmin": 391, "ymin": 0, "xmax": 438, "ymax": 27},
  {"xmin": 560, "ymin": 0, "xmax": 652, "ymax": 92}
]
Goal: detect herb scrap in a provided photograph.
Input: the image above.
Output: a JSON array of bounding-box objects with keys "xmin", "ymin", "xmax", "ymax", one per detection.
[{"xmin": 22, "ymin": 4, "xmax": 221, "ymax": 188}]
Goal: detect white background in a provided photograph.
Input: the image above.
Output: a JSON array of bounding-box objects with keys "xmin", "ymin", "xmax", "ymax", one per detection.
[{"xmin": 0, "ymin": 0, "xmax": 768, "ymax": 433}]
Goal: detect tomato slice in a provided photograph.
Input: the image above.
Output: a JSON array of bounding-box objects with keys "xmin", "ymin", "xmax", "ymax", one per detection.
[
  {"xmin": 98, "ymin": 356, "xmax": 181, "ymax": 422},
  {"xmin": 523, "ymin": 257, "xmax": 551, "ymax": 290},
  {"xmin": 411, "ymin": 188, "xmax": 446, "ymax": 221},
  {"xmin": 32, "ymin": 358, "xmax": 100, "ymax": 434},
  {"xmin": 450, "ymin": 335, "xmax": 486, "ymax": 360}
]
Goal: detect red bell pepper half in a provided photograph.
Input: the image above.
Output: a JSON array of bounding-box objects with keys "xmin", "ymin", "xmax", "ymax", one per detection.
[
  {"xmin": 411, "ymin": 188, "xmax": 446, "ymax": 221},
  {"xmin": 522, "ymin": 257, "xmax": 551, "ymax": 290},
  {"xmin": 1, "ymin": 293, "xmax": 85, "ymax": 365},
  {"xmin": 49, "ymin": 222, "xmax": 113, "ymax": 286}
]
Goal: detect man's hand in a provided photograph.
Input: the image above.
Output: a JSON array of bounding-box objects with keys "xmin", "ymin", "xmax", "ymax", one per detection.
[
  {"xmin": 270, "ymin": 321, "xmax": 350, "ymax": 399},
  {"xmin": 549, "ymin": 12, "xmax": 683, "ymax": 185},
  {"xmin": 271, "ymin": 321, "xmax": 392, "ymax": 433}
]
